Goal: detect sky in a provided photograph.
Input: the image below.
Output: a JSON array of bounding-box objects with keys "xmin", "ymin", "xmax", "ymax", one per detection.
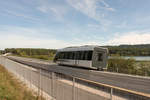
[{"xmin": 0, "ymin": 0, "xmax": 150, "ymax": 50}]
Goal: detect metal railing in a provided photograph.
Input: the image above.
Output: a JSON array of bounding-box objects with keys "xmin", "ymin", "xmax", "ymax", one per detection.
[{"xmin": 0, "ymin": 56, "xmax": 150, "ymax": 100}]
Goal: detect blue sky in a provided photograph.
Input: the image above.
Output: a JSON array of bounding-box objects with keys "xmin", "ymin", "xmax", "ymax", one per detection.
[{"xmin": 0, "ymin": 0, "xmax": 150, "ymax": 49}]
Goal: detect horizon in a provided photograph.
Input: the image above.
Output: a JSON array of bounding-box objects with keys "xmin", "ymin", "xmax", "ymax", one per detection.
[
  {"xmin": 0, "ymin": 0, "xmax": 150, "ymax": 49},
  {"xmin": 1, "ymin": 43, "xmax": 150, "ymax": 50}
]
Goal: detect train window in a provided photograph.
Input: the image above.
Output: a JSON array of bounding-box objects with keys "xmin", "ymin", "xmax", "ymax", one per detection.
[
  {"xmin": 84, "ymin": 51, "xmax": 89, "ymax": 60},
  {"xmin": 68, "ymin": 52, "xmax": 72, "ymax": 59},
  {"xmin": 87, "ymin": 51, "xmax": 93, "ymax": 60},
  {"xmin": 74, "ymin": 51, "xmax": 78, "ymax": 60},
  {"xmin": 67, "ymin": 52, "xmax": 70, "ymax": 59},
  {"xmin": 81, "ymin": 51, "xmax": 84, "ymax": 60},
  {"xmin": 64, "ymin": 52, "xmax": 68, "ymax": 59},
  {"xmin": 76, "ymin": 51, "xmax": 81, "ymax": 60},
  {"xmin": 74, "ymin": 51, "xmax": 93, "ymax": 60},
  {"xmin": 69, "ymin": 52, "xmax": 75, "ymax": 59},
  {"xmin": 72, "ymin": 52, "xmax": 75, "ymax": 59},
  {"xmin": 82, "ymin": 51, "xmax": 87, "ymax": 60},
  {"xmin": 97, "ymin": 53, "xmax": 103, "ymax": 61},
  {"xmin": 69, "ymin": 52, "xmax": 71, "ymax": 59}
]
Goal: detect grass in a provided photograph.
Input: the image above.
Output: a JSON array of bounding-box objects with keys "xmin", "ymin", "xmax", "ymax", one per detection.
[
  {"xmin": 12, "ymin": 54, "xmax": 54, "ymax": 61},
  {"xmin": 0, "ymin": 65, "xmax": 39, "ymax": 100}
]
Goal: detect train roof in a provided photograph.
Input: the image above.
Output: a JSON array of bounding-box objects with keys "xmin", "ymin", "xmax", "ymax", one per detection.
[{"xmin": 57, "ymin": 45, "xmax": 108, "ymax": 52}]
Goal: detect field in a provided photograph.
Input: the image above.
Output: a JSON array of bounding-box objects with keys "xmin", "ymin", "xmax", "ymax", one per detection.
[{"xmin": 0, "ymin": 65, "xmax": 38, "ymax": 100}]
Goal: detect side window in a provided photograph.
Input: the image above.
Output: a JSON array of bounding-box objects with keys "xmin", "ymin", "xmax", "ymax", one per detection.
[
  {"xmin": 70, "ymin": 52, "xmax": 75, "ymax": 59},
  {"xmin": 64, "ymin": 52, "xmax": 67, "ymax": 59},
  {"xmin": 78, "ymin": 51, "xmax": 82, "ymax": 60},
  {"xmin": 87, "ymin": 51, "xmax": 93, "ymax": 60},
  {"xmin": 97, "ymin": 53, "xmax": 103, "ymax": 61},
  {"xmin": 81, "ymin": 51, "xmax": 84, "ymax": 60},
  {"xmin": 75, "ymin": 51, "xmax": 78, "ymax": 60},
  {"xmin": 72, "ymin": 52, "xmax": 75, "ymax": 59},
  {"xmin": 67, "ymin": 52, "xmax": 70, "ymax": 59},
  {"xmin": 84, "ymin": 51, "xmax": 88, "ymax": 60}
]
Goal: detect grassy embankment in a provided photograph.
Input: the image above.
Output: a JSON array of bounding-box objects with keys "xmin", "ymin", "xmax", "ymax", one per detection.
[
  {"xmin": 12, "ymin": 54, "xmax": 54, "ymax": 61},
  {"xmin": 0, "ymin": 65, "xmax": 39, "ymax": 100}
]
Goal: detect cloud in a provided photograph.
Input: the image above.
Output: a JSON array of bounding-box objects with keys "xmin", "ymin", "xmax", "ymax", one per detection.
[
  {"xmin": 107, "ymin": 31, "xmax": 150, "ymax": 45},
  {"xmin": 3, "ymin": 9, "xmax": 40, "ymax": 23},
  {"xmin": 66, "ymin": 0, "xmax": 115, "ymax": 22},
  {"xmin": 0, "ymin": 25, "xmax": 103, "ymax": 50},
  {"xmin": 37, "ymin": 0, "xmax": 68, "ymax": 19}
]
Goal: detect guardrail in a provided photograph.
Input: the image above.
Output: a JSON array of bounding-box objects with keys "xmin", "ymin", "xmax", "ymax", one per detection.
[{"xmin": 0, "ymin": 56, "xmax": 150, "ymax": 100}]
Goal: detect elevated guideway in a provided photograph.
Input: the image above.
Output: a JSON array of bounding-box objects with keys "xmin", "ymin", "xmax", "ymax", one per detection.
[{"xmin": 6, "ymin": 56, "xmax": 150, "ymax": 96}]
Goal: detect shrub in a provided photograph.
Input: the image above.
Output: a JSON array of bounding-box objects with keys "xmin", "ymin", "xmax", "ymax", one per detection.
[{"xmin": 107, "ymin": 57, "xmax": 137, "ymax": 74}]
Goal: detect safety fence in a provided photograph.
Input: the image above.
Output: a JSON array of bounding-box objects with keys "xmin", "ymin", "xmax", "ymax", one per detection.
[{"xmin": 0, "ymin": 56, "xmax": 149, "ymax": 100}]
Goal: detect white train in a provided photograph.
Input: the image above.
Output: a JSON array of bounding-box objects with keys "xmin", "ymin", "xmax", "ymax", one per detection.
[{"xmin": 54, "ymin": 45, "xmax": 108, "ymax": 70}]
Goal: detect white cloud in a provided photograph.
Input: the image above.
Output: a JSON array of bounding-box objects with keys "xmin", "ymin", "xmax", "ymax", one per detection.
[
  {"xmin": 37, "ymin": 0, "xmax": 68, "ymax": 19},
  {"xmin": 0, "ymin": 25, "xmax": 103, "ymax": 50},
  {"xmin": 107, "ymin": 31, "xmax": 150, "ymax": 45},
  {"xmin": 66, "ymin": 0, "xmax": 115, "ymax": 22},
  {"xmin": 4, "ymin": 9, "xmax": 40, "ymax": 22}
]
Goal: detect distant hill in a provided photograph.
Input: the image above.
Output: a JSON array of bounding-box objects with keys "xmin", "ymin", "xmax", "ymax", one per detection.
[
  {"xmin": 104, "ymin": 44, "xmax": 150, "ymax": 56},
  {"xmin": 119, "ymin": 44, "xmax": 150, "ymax": 49},
  {"xmin": 104, "ymin": 44, "xmax": 150, "ymax": 48}
]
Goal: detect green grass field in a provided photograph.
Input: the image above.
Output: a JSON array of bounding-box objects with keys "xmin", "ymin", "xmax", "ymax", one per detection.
[{"xmin": 0, "ymin": 65, "xmax": 39, "ymax": 100}]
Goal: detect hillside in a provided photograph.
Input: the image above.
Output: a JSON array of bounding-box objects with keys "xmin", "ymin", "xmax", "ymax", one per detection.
[{"xmin": 104, "ymin": 44, "xmax": 150, "ymax": 56}]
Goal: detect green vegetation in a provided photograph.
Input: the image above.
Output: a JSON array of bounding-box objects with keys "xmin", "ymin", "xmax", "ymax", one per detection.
[
  {"xmin": 0, "ymin": 50, "xmax": 4, "ymax": 55},
  {"xmin": 104, "ymin": 44, "xmax": 150, "ymax": 56},
  {"xmin": 107, "ymin": 57, "xmax": 150, "ymax": 76},
  {"xmin": 3, "ymin": 44, "xmax": 150, "ymax": 59},
  {"xmin": 0, "ymin": 65, "xmax": 38, "ymax": 100},
  {"xmin": 5, "ymin": 48, "xmax": 56, "ymax": 60}
]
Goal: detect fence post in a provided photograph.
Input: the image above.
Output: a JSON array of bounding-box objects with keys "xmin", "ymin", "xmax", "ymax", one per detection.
[
  {"xmin": 110, "ymin": 88, "xmax": 113, "ymax": 100},
  {"xmin": 23, "ymin": 68, "xmax": 25, "ymax": 82},
  {"xmin": 72, "ymin": 77, "xmax": 75, "ymax": 100},
  {"xmin": 38, "ymin": 69, "xmax": 41, "ymax": 100},
  {"xmin": 41, "ymin": 70, "xmax": 43, "ymax": 100},
  {"xmin": 30, "ymin": 69, "xmax": 32, "ymax": 89},
  {"xmin": 51, "ymin": 72, "xmax": 54, "ymax": 100}
]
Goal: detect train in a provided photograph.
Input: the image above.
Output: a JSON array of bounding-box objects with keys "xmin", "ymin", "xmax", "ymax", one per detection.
[{"xmin": 53, "ymin": 45, "xmax": 109, "ymax": 70}]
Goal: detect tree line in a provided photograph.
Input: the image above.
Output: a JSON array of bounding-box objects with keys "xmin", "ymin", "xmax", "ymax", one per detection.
[
  {"xmin": 104, "ymin": 44, "xmax": 150, "ymax": 56},
  {"xmin": 1, "ymin": 44, "xmax": 150, "ymax": 57},
  {"xmin": 4, "ymin": 48, "xmax": 56, "ymax": 60}
]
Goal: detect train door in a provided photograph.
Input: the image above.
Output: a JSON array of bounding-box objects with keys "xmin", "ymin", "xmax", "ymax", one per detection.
[{"xmin": 92, "ymin": 49, "xmax": 107, "ymax": 70}]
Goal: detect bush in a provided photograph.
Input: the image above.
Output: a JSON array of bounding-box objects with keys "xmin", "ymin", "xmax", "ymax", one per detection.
[
  {"xmin": 107, "ymin": 57, "xmax": 137, "ymax": 74},
  {"xmin": 136, "ymin": 62, "xmax": 150, "ymax": 76}
]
